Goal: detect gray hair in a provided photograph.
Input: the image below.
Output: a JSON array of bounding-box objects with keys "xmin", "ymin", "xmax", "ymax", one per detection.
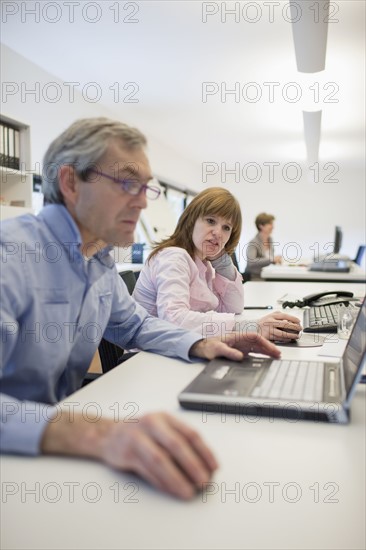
[{"xmin": 42, "ymin": 117, "xmax": 147, "ymax": 204}]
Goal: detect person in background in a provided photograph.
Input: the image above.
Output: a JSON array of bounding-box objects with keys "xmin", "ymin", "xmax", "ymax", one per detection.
[
  {"xmin": 0, "ymin": 119, "xmax": 281, "ymax": 501},
  {"xmin": 244, "ymin": 212, "xmax": 282, "ymax": 281},
  {"xmin": 133, "ymin": 189, "xmax": 301, "ymax": 341}
]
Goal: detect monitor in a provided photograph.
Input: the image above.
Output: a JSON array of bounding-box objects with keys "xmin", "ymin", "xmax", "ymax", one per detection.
[{"xmin": 334, "ymin": 226, "xmax": 342, "ymax": 254}]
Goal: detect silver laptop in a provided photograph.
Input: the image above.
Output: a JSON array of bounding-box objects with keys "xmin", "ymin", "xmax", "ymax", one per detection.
[{"xmin": 179, "ymin": 299, "xmax": 365, "ymax": 424}]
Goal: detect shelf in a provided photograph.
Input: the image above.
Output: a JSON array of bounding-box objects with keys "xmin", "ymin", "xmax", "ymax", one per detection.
[
  {"xmin": 0, "ymin": 115, "xmax": 33, "ymax": 213},
  {"xmin": 1, "ymin": 204, "xmax": 34, "ymax": 220},
  {"xmin": 0, "ymin": 166, "xmax": 33, "ymax": 182}
]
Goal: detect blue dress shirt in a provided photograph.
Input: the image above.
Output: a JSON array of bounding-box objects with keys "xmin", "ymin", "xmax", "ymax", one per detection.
[{"xmin": 0, "ymin": 205, "xmax": 200, "ymax": 455}]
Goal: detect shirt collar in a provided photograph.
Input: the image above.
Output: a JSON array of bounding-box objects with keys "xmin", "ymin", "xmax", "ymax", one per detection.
[
  {"xmin": 195, "ymin": 255, "xmax": 214, "ymax": 275},
  {"xmin": 39, "ymin": 204, "xmax": 115, "ymax": 268}
]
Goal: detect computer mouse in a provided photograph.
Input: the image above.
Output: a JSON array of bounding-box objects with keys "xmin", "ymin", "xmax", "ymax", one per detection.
[{"xmin": 273, "ymin": 328, "xmax": 301, "ymax": 344}]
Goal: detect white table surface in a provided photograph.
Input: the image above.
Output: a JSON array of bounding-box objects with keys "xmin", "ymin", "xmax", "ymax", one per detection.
[
  {"xmin": 261, "ymin": 262, "xmax": 366, "ymax": 282},
  {"xmin": 242, "ymin": 280, "xmax": 365, "ymax": 311},
  {"xmin": 115, "ymin": 262, "xmax": 143, "ymax": 273},
  {"xmin": 1, "ymin": 282, "xmax": 365, "ymax": 550}
]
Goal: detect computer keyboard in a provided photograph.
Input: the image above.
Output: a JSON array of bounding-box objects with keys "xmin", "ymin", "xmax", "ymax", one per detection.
[
  {"xmin": 251, "ymin": 359, "xmax": 324, "ymax": 401},
  {"xmin": 303, "ymin": 304, "xmax": 340, "ymax": 332}
]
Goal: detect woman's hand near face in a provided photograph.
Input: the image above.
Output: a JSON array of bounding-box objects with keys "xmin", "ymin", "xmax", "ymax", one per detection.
[{"xmin": 207, "ymin": 249, "xmax": 226, "ymax": 261}]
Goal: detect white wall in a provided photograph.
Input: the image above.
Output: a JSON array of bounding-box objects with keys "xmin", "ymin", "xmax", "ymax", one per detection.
[
  {"xmin": 0, "ymin": 45, "xmax": 200, "ymax": 188},
  {"xmin": 202, "ymin": 164, "xmax": 366, "ymax": 269},
  {"xmin": 2, "ymin": 45, "xmax": 365, "ymax": 269}
]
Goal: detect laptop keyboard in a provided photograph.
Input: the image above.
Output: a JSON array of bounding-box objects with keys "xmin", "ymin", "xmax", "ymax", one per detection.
[
  {"xmin": 251, "ymin": 360, "xmax": 324, "ymax": 401},
  {"xmin": 303, "ymin": 304, "xmax": 340, "ymax": 332}
]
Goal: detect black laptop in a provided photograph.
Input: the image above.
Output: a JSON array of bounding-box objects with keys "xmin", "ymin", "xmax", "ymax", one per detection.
[{"xmin": 179, "ymin": 299, "xmax": 365, "ymax": 424}]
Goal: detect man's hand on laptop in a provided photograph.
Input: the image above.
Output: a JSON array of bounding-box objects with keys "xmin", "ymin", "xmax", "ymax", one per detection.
[{"xmin": 190, "ymin": 333, "xmax": 281, "ymax": 361}]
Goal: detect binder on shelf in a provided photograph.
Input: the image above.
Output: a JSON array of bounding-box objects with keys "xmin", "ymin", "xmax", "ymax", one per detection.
[{"xmin": 0, "ymin": 122, "xmax": 20, "ymax": 171}]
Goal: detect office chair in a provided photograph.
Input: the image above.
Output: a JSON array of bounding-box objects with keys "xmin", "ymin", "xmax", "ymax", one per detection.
[
  {"xmin": 230, "ymin": 252, "xmax": 245, "ymax": 283},
  {"xmin": 83, "ymin": 270, "xmax": 138, "ymax": 385},
  {"xmin": 118, "ymin": 269, "xmax": 138, "ymax": 294},
  {"xmin": 353, "ymin": 245, "xmax": 366, "ymax": 266}
]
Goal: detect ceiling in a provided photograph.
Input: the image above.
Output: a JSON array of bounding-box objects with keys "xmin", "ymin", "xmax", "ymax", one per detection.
[{"xmin": 1, "ymin": 0, "xmax": 365, "ymax": 173}]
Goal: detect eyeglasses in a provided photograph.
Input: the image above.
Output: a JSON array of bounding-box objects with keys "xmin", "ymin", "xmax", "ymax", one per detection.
[{"xmin": 88, "ymin": 169, "xmax": 161, "ymax": 200}]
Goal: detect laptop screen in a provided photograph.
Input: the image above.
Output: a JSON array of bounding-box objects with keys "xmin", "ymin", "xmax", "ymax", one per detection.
[{"xmin": 343, "ymin": 298, "xmax": 366, "ymax": 398}]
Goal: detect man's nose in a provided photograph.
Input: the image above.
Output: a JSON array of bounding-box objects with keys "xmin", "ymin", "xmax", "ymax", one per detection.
[{"xmin": 130, "ymin": 190, "xmax": 148, "ymax": 209}]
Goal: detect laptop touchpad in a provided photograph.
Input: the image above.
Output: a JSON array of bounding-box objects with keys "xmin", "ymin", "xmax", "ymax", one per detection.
[
  {"xmin": 205, "ymin": 358, "xmax": 270, "ymax": 396},
  {"xmin": 227, "ymin": 367, "xmax": 262, "ymax": 395}
]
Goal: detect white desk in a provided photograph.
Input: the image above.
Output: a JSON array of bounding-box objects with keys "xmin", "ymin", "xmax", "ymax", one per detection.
[
  {"xmin": 261, "ymin": 262, "xmax": 366, "ymax": 283},
  {"xmin": 115, "ymin": 262, "xmax": 143, "ymax": 273},
  {"xmin": 243, "ymin": 281, "xmax": 365, "ymax": 312},
  {"xmin": 1, "ymin": 282, "xmax": 365, "ymax": 550}
]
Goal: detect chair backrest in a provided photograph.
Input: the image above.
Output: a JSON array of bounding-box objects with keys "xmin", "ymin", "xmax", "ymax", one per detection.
[
  {"xmin": 231, "ymin": 252, "xmax": 245, "ymax": 283},
  {"xmin": 231, "ymin": 252, "xmax": 239, "ymax": 271},
  {"xmin": 98, "ymin": 270, "xmax": 137, "ymax": 373},
  {"xmin": 119, "ymin": 270, "xmax": 137, "ymax": 294},
  {"xmin": 354, "ymin": 245, "xmax": 366, "ymax": 266}
]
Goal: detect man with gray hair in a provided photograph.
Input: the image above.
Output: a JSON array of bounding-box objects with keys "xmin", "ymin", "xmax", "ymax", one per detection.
[{"xmin": 0, "ymin": 118, "xmax": 280, "ymax": 500}]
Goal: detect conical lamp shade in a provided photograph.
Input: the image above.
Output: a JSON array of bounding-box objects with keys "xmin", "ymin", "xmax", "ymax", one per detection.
[{"xmin": 290, "ymin": 0, "xmax": 329, "ymax": 72}]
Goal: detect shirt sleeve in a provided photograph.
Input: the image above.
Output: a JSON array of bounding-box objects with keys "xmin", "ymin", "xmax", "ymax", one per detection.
[
  {"xmin": 0, "ymin": 393, "xmax": 57, "ymax": 455},
  {"xmin": 0, "ymin": 242, "xmax": 57, "ymax": 455},
  {"xmin": 102, "ymin": 274, "xmax": 202, "ymax": 361},
  {"xmin": 210, "ymin": 253, "xmax": 237, "ymax": 281}
]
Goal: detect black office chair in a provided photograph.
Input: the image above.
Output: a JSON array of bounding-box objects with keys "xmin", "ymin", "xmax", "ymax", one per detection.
[
  {"xmin": 118, "ymin": 269, "xmax": 138, "ymax": 294},
  {"xmin": 83, "ymin": 270, "xmax": 138, "ymax": 385},
  {"xmin": 230, "ymin": 252, "xmax": 245, "ymax": 283},
  {"xmin": 353, "ymin": 245, "xmax": 366, "ymax": 266},
  {"xmin": 242, "ymin": 271, "xmax": 252, "ymax": 283}
]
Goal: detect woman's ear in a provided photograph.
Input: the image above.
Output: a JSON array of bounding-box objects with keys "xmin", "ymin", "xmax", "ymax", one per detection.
[{"xmin": 58, "ymin": 165, "xmax": 79, "ymax": 206}]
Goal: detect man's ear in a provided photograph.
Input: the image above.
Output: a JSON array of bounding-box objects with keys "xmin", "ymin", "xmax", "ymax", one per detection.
[{"xmin": 58, "ymin": 165, "xmax": 79, "ymax": 206}]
